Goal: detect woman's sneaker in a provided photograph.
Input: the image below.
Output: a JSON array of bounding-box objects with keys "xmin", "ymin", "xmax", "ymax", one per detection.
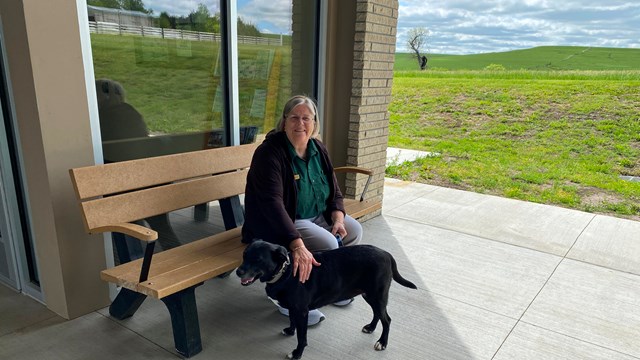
[
  {"xmin": 277, "ymin": 306, "xmax": 326, "ymax": 326},
  {"xmin": 333, "ymin": 298, "xmax": 354, "ymax": 306}
]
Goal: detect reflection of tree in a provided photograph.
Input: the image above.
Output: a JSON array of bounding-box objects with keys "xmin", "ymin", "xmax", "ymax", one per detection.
[
  {"xmin": 158, "ymin": 12, "xmax": 174, "ymax": 29},
  {"xmin": 237, "ymin": 17, "xmax": 261, "ymax": 37},
  {"xmin": 156, "ymin": 3, "xmax": 260, "ymax": 36},
  {"xmin": 188, "ymin": 4, "xmax": 218, "ymax": 33}
]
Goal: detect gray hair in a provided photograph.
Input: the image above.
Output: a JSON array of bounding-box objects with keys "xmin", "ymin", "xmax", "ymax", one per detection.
[{"xmin": 275, "ymin": 95, "xmax": 320, "ymax": 137}]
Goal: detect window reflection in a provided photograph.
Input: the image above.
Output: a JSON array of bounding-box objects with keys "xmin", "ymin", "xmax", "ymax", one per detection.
[
  {"xmin": 88, "ymin": 0, "xmax": 317, "ymax": 162},
  {"xmin": 237, "ymin": 0, "xmax": 318, "ymax": 137}
]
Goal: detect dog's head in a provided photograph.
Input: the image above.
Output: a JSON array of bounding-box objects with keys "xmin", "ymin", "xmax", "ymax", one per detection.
[{"xmin": 236, "ymin": 240, "xmax": 289, "ymax": 286}]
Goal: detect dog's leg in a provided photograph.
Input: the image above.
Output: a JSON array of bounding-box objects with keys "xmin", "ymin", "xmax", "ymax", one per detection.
[
  {"xmin": 374, "ymin": 287, "xmax": 392, "ymax": 351},
  {"xmin": 363, "ymin": 288, "xmax": 392, "ymax": 351},
  {"xmin": 361, "ymin": 293, "xmax": 380, "ymax": 334},
  {"xmin": 286, "ymin": 309, "xmax": 308, "ymax": 359},
  {"xmin": 282, "ymin": 316, "xmax": 296, "ymax": 336},
  {"xmin": 375, "ymin": 307, "xmax": 391, "ymax": 351}
]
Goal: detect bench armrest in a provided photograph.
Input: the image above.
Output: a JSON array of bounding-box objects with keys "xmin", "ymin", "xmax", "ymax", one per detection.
[
  {"xmin": 91, "ymin": 222, "xmax": 158, "ymax": 242},
  {"xmin": 334, "ymin": 166, "xmax": 374, "ymax": 202}
]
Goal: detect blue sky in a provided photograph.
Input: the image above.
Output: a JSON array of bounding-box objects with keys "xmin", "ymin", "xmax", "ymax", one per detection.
[
  {"xmin": 397, "ymin": 0, "xmax": 640, "ymax": 54},
  {"xmin": 144, "ymin": 0, "xmax": 640, "ymax": 55}
]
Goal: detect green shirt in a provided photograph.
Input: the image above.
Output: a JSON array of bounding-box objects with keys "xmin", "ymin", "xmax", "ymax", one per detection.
[{"xmin": 287, "ymin": 139, "xmax": 331, "ymax": 219}]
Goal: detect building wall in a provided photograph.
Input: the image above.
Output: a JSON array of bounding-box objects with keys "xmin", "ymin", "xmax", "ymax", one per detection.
[
  {"xmin": 0, "ymin": 0, "xmax": 109, "ymax": 318},
  {"xmin": 324, "ymin": 0, "xmax": 398, "ymax": 219}
]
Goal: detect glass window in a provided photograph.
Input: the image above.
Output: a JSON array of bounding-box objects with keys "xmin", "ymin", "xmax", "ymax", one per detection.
[
  {"xmin": 236, "ymin": 0, "xmax": 318, "ymax": 138},
  {"xmin": 88, "ymin": 0, "xmax": 318, "ymax": 162},
  {"xmin": 89, "ymin": 2, "xmax": 225, "ymax": 162}
]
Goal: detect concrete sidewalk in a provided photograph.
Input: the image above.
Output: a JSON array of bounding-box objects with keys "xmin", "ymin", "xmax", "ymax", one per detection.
[
  {"xmin": 1, "ymin": 178, "xmax": 639, "ymax": 359},
  {"xmin": 380, "ymin": 178, "xmax": 640, "ymax": 359}
]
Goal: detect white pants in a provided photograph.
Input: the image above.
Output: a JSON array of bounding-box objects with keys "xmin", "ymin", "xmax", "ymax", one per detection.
[{"xmin": 294, "ymin": 214, "xmax": 362, "ymax": 251}]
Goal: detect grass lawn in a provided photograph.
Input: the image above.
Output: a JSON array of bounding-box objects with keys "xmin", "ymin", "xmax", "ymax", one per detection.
[
  {"xmin": 395, "ymin": 46, "xmax": 640, "ymax": 71},
  {"xmin": 387, "ymin": 70, "xmax": 640, "ymax": 220},
  {"xmin": 91, "ymin": 34, "xmax": 291, "ymax": 134}
]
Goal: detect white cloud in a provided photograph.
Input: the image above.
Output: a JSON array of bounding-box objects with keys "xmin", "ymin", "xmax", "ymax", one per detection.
[
  {"xmin": 238, "ymin": 0, "xmax": 292, "ymax": 34},
  {"xmin": 398, "ymin": 0, "xmax": 640, "ymax": 54},
  {"xmin": 141, "ymin": 0, "xmax": 291, "ymax": 34}
]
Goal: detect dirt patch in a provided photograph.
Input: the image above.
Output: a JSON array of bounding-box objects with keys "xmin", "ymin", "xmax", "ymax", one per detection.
[
  {"xmin": 577, "ymin": 186, "xmax": 622, "ymax": 206},
  {"xmin": 575, "ymin": 186, "xmax": 639, "ymax": 221}
]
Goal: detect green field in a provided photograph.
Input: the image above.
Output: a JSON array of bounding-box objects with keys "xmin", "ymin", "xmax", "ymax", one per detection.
[
  {"xmin": 395, "ymin": 46, "xmax": 640, "ymax": 71},
  {"xmin": 388, "ymin": 47, "xmax": 640, "ymax": 220},
  {"xmin": 91, "ymin": 34, "xmax": 291, "ymax": 134}
]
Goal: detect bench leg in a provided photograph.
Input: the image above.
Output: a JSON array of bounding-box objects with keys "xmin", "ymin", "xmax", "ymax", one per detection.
[
  {"xmin": 194, "ymin": 203, "xmax": 209, "ymax": 222},
  {"xmin": 109, "ymin": 288, "xmax": 147, "ymax": 320},
  {"xmin": 161, "ymin": 286, "xmax": 203, "ymax": 358},
  {"xmin": 145, "ymin": 214, "xmax": 181, "ymax": 250},
  {"xmin": 220, "ymin": 196, "xmax": 244, "ymax": 229}
]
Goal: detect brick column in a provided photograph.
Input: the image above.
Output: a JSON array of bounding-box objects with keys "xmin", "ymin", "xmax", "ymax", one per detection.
[{"xmin": 346, "ymin": 0, "xmax": 398, "ymax": 219}]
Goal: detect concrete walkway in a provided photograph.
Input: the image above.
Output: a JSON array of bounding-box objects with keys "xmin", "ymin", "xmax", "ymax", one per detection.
[{"xmin": 1, "ymin": 177, "xmax": 639, "ymax": 359}]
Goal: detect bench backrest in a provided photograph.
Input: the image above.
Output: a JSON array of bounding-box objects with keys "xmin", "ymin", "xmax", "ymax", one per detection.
[{"xmin": 69, "ymin": 143, "xmax": 258, "ymax": 234}]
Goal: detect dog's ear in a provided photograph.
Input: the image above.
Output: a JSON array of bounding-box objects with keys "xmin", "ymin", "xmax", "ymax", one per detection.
[{"xmin": 273, "ymin": 244, "xmax": 289, "ymax": 264}]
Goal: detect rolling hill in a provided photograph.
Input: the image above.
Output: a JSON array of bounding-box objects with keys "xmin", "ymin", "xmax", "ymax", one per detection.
[{"xmin": 395, "ymin": 46, "xmax": 640, "ymax": 71}]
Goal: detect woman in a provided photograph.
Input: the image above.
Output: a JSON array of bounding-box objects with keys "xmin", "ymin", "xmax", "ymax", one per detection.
[{"xmin": 242, "ymin": 95, "xmax": 363, "ymax": 324}]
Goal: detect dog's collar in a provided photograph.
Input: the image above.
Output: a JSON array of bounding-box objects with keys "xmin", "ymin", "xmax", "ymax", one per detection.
[{"xmin": 266, "ymin": 255, "xmax": 291, "ymax": 284}]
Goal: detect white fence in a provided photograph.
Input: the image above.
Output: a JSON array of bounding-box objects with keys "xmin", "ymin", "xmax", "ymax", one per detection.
[{"xmin": 88, "ymin": 21, "xmax": 283, "ymax": 46}]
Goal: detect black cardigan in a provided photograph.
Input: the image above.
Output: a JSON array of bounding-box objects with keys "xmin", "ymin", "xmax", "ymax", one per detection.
[{"xmin": 242, "ymin": 131, "xmax": 345, "ymax": 248}]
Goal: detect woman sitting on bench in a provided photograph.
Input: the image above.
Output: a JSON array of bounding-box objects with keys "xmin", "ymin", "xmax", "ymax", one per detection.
[{"xmin": 242, "ymin": 95, "xmax": 363, "ymax": 325}]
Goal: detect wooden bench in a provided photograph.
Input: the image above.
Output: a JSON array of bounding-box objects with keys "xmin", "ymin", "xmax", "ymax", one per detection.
[{"xmin": 69, "ymin": 142, "xmax": 381, "ymax": 357}]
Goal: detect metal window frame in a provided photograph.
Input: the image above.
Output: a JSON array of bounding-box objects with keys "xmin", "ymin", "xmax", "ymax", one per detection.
[{"xmin": 220, "ymin": 0, "xmax": 240, "ymax": 146}]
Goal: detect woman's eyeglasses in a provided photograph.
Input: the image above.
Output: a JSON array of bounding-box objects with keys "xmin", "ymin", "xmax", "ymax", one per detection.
[{"xmin": 287, "ymin": 115, "xmax": 315, "ymax": 123}]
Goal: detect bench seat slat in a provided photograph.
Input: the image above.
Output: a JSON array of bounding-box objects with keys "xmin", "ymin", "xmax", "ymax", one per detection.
[
  {"xmin": 83, "ymin": 170, "xmax": 248, "ymax": 231},
  {"xmin": 100, "ymin": 237, "xmax": 243, "ymax": 287},
  {"xmin": 344, "ymin": 198, "xmax": 382, "ymax": 219},
  {"xmin": 70, "ymin": 143, "xmax": 258, "ymax": 199},
  {"xmin": 139, "ymin": 247, "xmax": 245, "ymax": 299},
  {"xmin": 101, "ymin": 227, "xmax": 242, "ymax": 282},
  {"xmin": 101, "ymin": 228, "xmax": 245, "ymax": 298}
]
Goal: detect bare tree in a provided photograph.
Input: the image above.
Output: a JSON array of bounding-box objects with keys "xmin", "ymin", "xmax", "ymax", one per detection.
[{"xmin": 407, "ymin": 27, "xmax": 429, "ymax": 70}]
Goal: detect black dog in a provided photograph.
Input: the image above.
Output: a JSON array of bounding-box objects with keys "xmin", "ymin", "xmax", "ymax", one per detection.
[{"xmin": 236, "ymin": 240, "xmax": 417, "ymax": 359}]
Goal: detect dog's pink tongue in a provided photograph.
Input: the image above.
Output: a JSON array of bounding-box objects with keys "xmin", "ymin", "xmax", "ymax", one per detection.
[{"xmin": 241, "ymin": 277, "xmax": 255, "ymax": 285}]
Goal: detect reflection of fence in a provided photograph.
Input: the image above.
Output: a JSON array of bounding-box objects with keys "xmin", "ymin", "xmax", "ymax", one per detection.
[{"xmin": 88, "ymin": 21, "xmax": 283, "ymax": 46}]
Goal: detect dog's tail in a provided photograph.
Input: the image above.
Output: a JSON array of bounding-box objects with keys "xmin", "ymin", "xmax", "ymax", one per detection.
[{"xmin": 391, "ymin": 256, "xmax": 417, "ymax": 289}]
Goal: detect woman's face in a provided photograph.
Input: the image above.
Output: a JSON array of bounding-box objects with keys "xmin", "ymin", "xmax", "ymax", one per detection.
[{"xmin": 284, "ymin": 103, "xmax": 315, "ymax": 148}]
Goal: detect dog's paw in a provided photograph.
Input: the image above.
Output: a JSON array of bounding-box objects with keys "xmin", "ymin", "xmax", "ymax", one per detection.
[
  {"xmin": 362, "ymin": 324, "xmax": 375, "ymax": 334},
  {"xmin": 374, "ymin": 341, "xmax": 387, "ymax": 351},
  {"xmin": 286, "ymin": 350, "xmax": 302, "ymax": 359},
  {"xmin": 282, "ymin": 327, "xmax": 295, "ymax": 336}
]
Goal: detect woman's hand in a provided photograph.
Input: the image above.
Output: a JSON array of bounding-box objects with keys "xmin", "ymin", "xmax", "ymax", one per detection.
[
  {"xmin": 331, "ymin": 211, "xmax": 347, "ymax": 239},
  {"xmin": 290, "ymin": 239, "xmax": 320, "ymax": 283}
]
